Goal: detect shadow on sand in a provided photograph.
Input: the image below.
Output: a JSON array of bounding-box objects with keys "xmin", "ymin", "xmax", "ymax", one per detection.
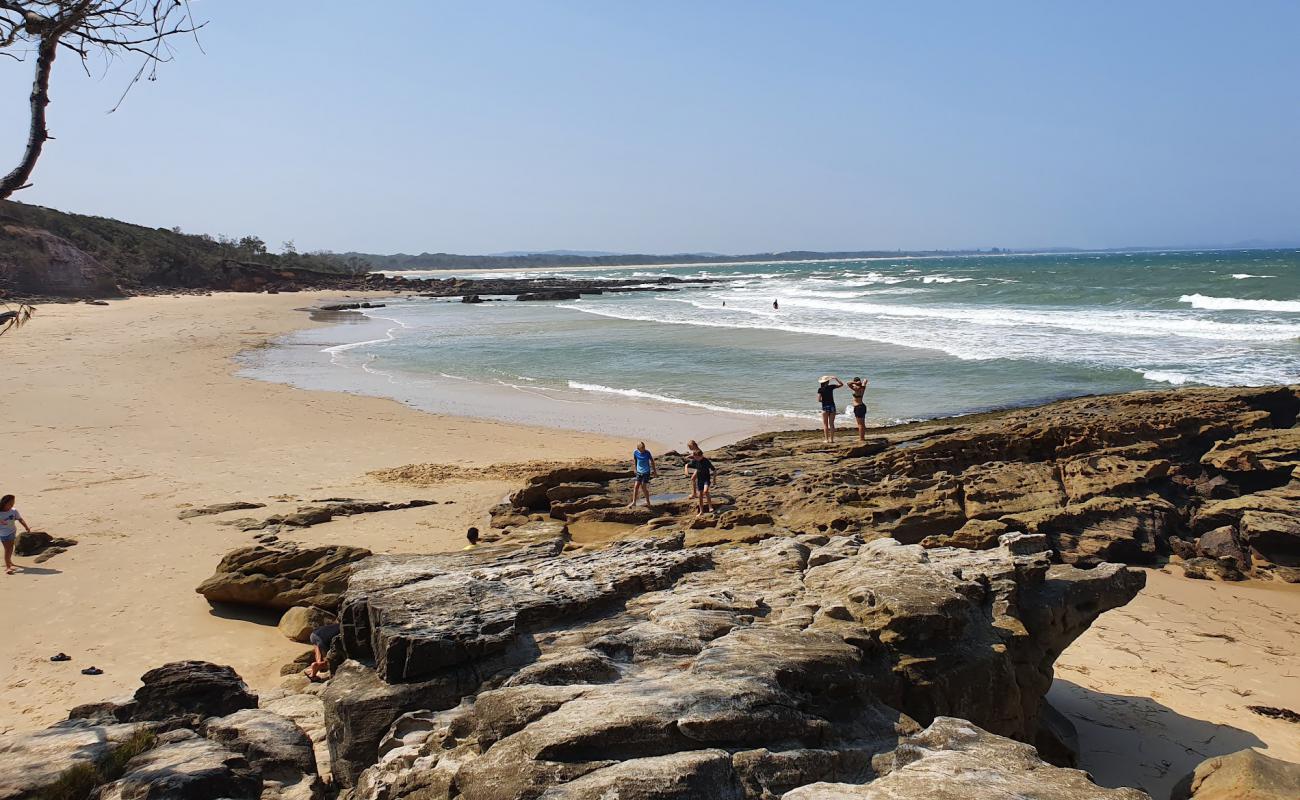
[
  {"xmin": 1049, "ymin": 679, "xmax": 1267, "ymax": 799},
  {"xmin": 205, "ymin": 602, "xmax": 283, "ymax": 627}
]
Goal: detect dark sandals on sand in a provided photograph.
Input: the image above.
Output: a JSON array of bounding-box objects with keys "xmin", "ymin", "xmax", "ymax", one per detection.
[
  {"xmin": 49, "ymin": 653, "xmax": 70, "ymax": 662},
  {"xmin": 80, "ymin": 666, "xmax": 103, "ymax": 676}
]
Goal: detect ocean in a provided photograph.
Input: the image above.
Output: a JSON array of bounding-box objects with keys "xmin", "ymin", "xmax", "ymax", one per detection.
[{"xmin": 240, "ymin": 249, "xmax": 1300, "ymax": 444}]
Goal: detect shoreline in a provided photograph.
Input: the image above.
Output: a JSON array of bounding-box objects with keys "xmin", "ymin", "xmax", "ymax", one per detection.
[{"xmin": 240, "ymin": 301, "xmax": 794, "ymax": 453}]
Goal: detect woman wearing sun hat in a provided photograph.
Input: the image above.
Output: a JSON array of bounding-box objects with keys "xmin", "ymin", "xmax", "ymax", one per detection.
[{"xmin": 816, "ymin": 375, "xmax": 844, "ymax": 444}]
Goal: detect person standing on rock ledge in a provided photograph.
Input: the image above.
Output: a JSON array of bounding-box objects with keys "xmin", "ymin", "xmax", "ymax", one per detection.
[
  {"xmin": 685, "ymin": 447, "xmax": 717, "ymax": 515},
  {"xmin": 629, "ymin": 442, "xmax": 658, "ymax": 509},
  {"xmin": 847, "ymin": 376, "xmax": 869, "ymax": 442},
  {"xmin": 817, "ymin": 376, "xmax": 844, "ymax": 444},
  {"xmin": 0, "ymin": 495, "xmax": 32, "ymax": 575}
]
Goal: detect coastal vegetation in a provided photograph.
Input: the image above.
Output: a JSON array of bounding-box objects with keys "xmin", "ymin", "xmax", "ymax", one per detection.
[{"xmin": 0, "ymin": 200, "xmax": 371, "ymax": 298}]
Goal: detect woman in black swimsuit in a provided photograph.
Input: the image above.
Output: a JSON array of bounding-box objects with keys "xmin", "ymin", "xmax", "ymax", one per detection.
[
  {"xmin": 817, "ymin": 375, "xmax": 844, "ymax": 443},
  {"xmin": 847, "ymin": 377, "xmax": 869, "ymax": 442}
]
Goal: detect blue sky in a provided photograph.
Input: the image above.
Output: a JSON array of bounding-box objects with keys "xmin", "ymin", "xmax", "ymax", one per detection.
[{"xmin": 2, "ymin": 1, "xmax": 1298, "ymax": 254}]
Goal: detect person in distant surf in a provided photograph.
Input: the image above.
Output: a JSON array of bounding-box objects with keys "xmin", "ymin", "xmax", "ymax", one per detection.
[
  {"xmin": 773, "ymin": 299, "xmax": 779, "ymax": 311},
  {"xmin": 847, "ymin": 377, "xmax": 869, "ymax": 442},
  {"xmin": 629, "ymin": 442, "xmax": 658, "ymax": 508},
  {"xmin": 463, "ymin": 527, "xmax": 480, "ymax": 550},
  {"xmin": 817, "ymin": 376, "xmax": 844, "ymax": 444},
  {"xmin": 0, "ymin": 495, "xmax": 31, "ymax": 575},
  {"xmin": 685, "ymin": 448, "xmax": 717, "ymax": 515},
  {"xmin": 305, "ymin": 622, "xmax": 341, "ymax": 681}
]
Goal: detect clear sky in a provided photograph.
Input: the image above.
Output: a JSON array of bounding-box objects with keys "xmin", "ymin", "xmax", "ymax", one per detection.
[{"xmin": 2, "ymin": 1, "xmax": 1298, "ymax": 254}]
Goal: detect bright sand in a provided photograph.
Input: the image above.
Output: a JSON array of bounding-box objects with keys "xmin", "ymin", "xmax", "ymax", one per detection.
[
  {"xmin": 0, "ymin": 292, "xmax": 634, "ymax": 734},
  {"xmin": 0, "ymin": 293, "xmax": 1296, "ymax": 796}
]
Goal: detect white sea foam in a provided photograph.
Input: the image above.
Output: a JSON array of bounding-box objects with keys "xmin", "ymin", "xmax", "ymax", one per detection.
[
  {"xmin": 920, "ymin": 275, "xmax": 974, "ymax": 284},
  {"xmin": 775, "ymin": 296, "xmax": 1300, "ymax": 341},
  {"xmin": 1179, "ymin": 294, "xmax": 1300, "ymax": 312},
  {"xmin": 1231, "ymin": 273, "xmax": 1275, "ymax": 279},
  {"xmin": 566, "ymin": 381, "xmax": 809, "ymax": 418},
  {"xmin": 1137, "ymin": 369, "xmax": 1191, "ymax": 385}
]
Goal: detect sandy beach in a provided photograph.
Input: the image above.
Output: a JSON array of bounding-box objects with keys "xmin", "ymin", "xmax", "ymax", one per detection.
[
  {"xmin": 0, "ymin": 292, "xmax": 634, "ymax": 734},
  {"xmin": 0, "ymin": 293, "xmax": 1295, "ymax": 796}
]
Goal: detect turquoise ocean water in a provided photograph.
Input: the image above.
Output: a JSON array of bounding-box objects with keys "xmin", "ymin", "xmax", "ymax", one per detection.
[{"xmin": 242, "ymin": 250, "xmax": 1300, "ymax": 433}]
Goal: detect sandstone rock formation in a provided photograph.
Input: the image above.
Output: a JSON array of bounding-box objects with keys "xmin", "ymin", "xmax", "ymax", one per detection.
[
  {"xmin": 492, "ymin": 386, "xmax": 1300, "ymax": 578},
  {"xmin": 321, "ymin": 524, "xmax": 1143, "ymax": 794},
  {"xmin": 784, "ymin": 717, "xmax": 1148, "ymax": 799},
  {"xmin": 1171, "ymin": 748, "xmax": 1300, "ymax": 800},
  {"xmin": 94, "ymin": 728, "xmax": 262, "ymax": 800},
  {"xmin": 196, "ymin": 543, "xmax": 372, "ymax": 611},
  {"xmin": 178, "ymin": 501, "xmax": 267, "ymax": 520},
  {"xmin": 0, "ymin": 719, "xmax": 149, "ymax": 799}
]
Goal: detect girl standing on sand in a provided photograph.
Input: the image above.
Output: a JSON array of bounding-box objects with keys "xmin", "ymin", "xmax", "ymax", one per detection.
[
  {"xmin": 847, "ymin": 377, "xmax": 869, "ymax": 442},
  {"xmin": 0, "ymin": 495, "xmax": 32, "ymax": 575}
]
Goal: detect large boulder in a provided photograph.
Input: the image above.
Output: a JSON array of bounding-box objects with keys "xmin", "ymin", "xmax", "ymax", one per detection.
[
  {"xmin": 278, "ymin": 606, "xmax": 337, "ymax": 643},
  {"xmin": 125, "ymin": 660, "xmax": 258, "ymax": 723},
  {"xmin": 784, "ymin": 717, "xmax": 1150, "ymax": 799},
  {"xmin": 204, "ymin": 708, "xmax": 321, "ymax": 800},
  {"xmin": 1171, "ymin": 748, "xmax": 1300, "ymax": 800},
  {"xmin": 0, "ymin": 720, "xmax": 150, "ymax": 800},
  {"xmin": 203, "ymin": 708, "xmax": 317, "ymax": 775},
  {"xmin": 93, "ymin": 728, "xmax": 261, "ymax": 800},
  {"xmin": 196, "ymin": 543, "xmax": 372, "ymax": 611}
]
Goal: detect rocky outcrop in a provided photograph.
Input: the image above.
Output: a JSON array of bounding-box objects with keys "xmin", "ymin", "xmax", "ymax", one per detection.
[
  {"xmin": 1171, "ymin": 748, "xmax": 1300, "ymax": 800},
  {"xmin": 516, "ymin": 290, "xmax": 581, "ymax": 301},
  {"xmin": 2, "ymin": 661, "xmax": 329, "ymax": 800},
  {"xmin": 325, "ymin": 527, "xmax": 1142, "ymax": 793},
  {"xmin": 196, "ymin": 543, "xmax": 372, "ymax": 611},
  {"xmin": 0, "ymin": 222, "xmax": 120, "ymax": 297},
  {"xmin": 226, "ymin": 499, "xmax": 437, "ymax": 532},
  {"xmin": 784, "ymin": 717, "xmax": 1149, "ymax": 799},
  {"xmin": 485, "ymin": 386, "xmax": 1300, "ymax": 578},
  {"xmin": 178, "ymin": 501, "xmax": 266, "ymax": 520},
  {"xmin": 116, "ymin": 661, "xmax": 258, "ymax": 724}
]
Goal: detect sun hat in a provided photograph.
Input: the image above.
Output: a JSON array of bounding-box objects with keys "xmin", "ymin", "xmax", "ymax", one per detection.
[{"xmin": 819, "ymin": 375, "xmax": 833, "ymax": 383}]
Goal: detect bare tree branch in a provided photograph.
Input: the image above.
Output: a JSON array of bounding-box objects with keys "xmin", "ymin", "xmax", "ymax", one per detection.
[
  {"xmin": 0, "ymin": 1, "xmax": 203, "ymax": 200},
  {"xmin": 0, "ymin": 302, "xmax": 35, "ymax": 336}
]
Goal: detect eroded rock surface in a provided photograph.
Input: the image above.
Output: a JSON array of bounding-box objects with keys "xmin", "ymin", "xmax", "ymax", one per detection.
[
  {"xmin": 493, "ymin": 386, "xmax": 1300, "ymax": 577},
  {"xmin": 0, "ymin": 720, "xmax": 148, "ymax": 800},
  {"xmin": 327, "ymin": 528, "xmax": 1142, "ymax": 795},
  {"xmin": 785, "ymin": 717, "xmax": 1150, "ymax": 799}
]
